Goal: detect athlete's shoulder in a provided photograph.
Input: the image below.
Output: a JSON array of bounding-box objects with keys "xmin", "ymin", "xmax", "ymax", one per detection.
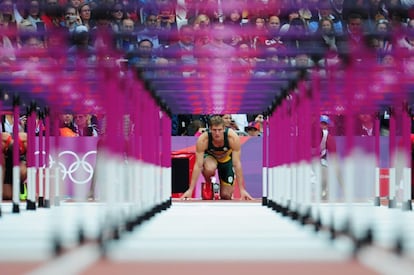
[
  {"xmin": 227, "ymin": 128, "xmax": 240, "ymax": 145},
  {"xmin": 226, "ymin": 128, "xmax": 239, "ymax": 138},
  {"xmin": 196, "ymin": 131, "xmax": 209, "ymax": 146}
]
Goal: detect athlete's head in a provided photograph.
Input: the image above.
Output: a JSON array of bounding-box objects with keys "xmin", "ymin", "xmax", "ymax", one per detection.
[{"xmin": 209, "ymin": 115, "xmax": 225, "ymax": 140}]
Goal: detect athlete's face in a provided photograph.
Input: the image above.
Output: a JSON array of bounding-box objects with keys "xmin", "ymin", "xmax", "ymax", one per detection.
[{"xmin": 210, "ymin": 125, "xmax": 225, "ymax": 141}]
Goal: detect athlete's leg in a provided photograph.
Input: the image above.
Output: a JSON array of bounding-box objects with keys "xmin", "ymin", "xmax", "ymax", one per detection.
[
  {"xmin": 217, "ymin": 160, "xmax": 235, "ymax": 200},
  {"xmin": 220, "ymin": 183, "xmax": 233, "ymax": 200},
  {"xmin": 202, "ymin": 155, "xmax": 217, "ymax": 183}
]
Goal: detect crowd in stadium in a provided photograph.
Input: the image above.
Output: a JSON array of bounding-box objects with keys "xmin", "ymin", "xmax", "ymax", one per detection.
[{"xmin": 1, "ymin": 0, "xmax": 414, "ymax": 136}]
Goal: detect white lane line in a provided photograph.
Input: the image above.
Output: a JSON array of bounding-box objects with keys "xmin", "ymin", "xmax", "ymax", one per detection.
[{"xmin": 26, "ymin": 244, "xmax": 100, "ymax": 275}]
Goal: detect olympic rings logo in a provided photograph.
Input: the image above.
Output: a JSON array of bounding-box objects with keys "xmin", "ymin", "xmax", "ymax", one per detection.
[{"xmin": 35, "ymin": 150, "xmax": 97, "ymax": 185}]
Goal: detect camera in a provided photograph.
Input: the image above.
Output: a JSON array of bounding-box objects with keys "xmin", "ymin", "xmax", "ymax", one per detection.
[{"xmin": 66, "ymin": 15, "xmax": 77, "ymax": 21}]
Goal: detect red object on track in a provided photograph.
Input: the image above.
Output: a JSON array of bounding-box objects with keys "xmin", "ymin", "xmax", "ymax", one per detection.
[{"xmin": 201, "ymin": 182, "xmax": 213, "ymax": 200}]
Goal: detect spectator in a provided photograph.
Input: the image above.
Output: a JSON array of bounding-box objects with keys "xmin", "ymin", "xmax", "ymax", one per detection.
[
  {"xmin": 19, "ymin": 0, "xmax": 44, "ymax": 32},
  {"xmin": 264, "ymin": 15, "xmax": 286, "ymax": 53},
  {"xmin": 187, "ymin": 119, "xmax": 206, "ymax": 136},
  {"xmin": 44, "ymin": 28, "xmax": 68, "ymax": 63},
  {"xmin": 343, "ymin": 12, "xmax": 367, "ymax": 61},
  {"xmin": 244, "ymin": 121, "xmax": 261, "ymax": 136},
  {"xmin": 330, "ymin": 0, "xmax": 346, "ymax": 21},
  {"xmin": 67, "ymin": 24, "xmax": 96, "ymax": 65},
  {"xmin": 232, "ymin": 42, "xmax": 256, "ymax": 77},
  {"xmin": 171, "ymin": 114, "xmax": 194, "ymax": 136},
  {"xmin": 280, "ymin": 8, "xmax": 302, "ymax": 35},
  {"xmin": 231, "ymin": 113, "xmax": 249, "ymax": 134},
  {"xmin": 123, "ymin": 0, "xmax": 140, "ymax": 25},
  {"xmin": 407, "ymin": 18, "xmax": 414, "ymax": 29},
  {"xmin": 267, "ymin": 14, "xmax": 281, "ymax": 35},
  {"xmin": 69, "ymin": 0, "xmax": 82, "ymax": 9},
  {"xmin": 165, "ymin": 24, "xmax": 198, "ymax": 77},
  {"xmin": 197, "ymin": 0, "xmax": 222, "ymax": 24},
  {"xmin": 110, "ymin": 2, "xmax": 127, "ymax": 34},
  {"xmin": 229, "ymin": 118, "xmax": 240, "ymax": 132},
  {"xmin": 0, "ymin": 31, "xmax": 16, "ymax": 67},
  {"xmin": 73, "ymin": 113, "xmax": 98, "ymax": 136},
  {"xmin": 281, "ymin": 16, "xmax": 313, "ymax": 59},
  {"xmin": 222, "ymin": 114, "xmax": 232, "ymax": 129},
  {"xmin": 291, "ymin": 52, "xmax": 314, "ymax": 70},
  {"xmin": 13, "ymin": 0, "xmax": 26, "ymax": 24},
  {"xmin": 139, "ymin": 0, "xmax": 173, "ymax": 24},
  {"xmin": 63, "ymin": 4, "xmax": 82, "ymax": 33},
  {"xmin": 342, "ymin": 0, "xmax": 370, "ymax": 23},
  {"xmin": 59, "ymin": 113, "xmax": 77, "ymax": 136},
  {"xmin": 373, "ymin": 18, "xmax": 393, "ymax": 55},
  {"xmin": 192, "ymin": 13, "xmax": 211, "ymax": 47},
  {"xmin": 40, "ymin": 0, "xmax": 64, "ymax": 31},
  {"xmin": 127, "ymin": 38, "xmax": 168, "ymax": 78},
  {"xmin": 87, "ymin": 0, "xmax": 98, "ymax": 11},
  {"xmin": 313, "ymin": 17, "xmax": 343, "ymax": 65},
  {"xmin": 137, "ymin": 13, "xmax": 164, "ymax": 51},
  {"xmin": 249, "ymin": 15, "xmax": 268, "ymax": 54},
  {"xmin": 366, "ymin": 0, "xmax": 389, "ymax": 31},
  {"xmin": 78, "ymin": 2, "xmax": 93, "ymax": 30},
  {"xmin": 308, "ymin": 1, "xmax": 344, "ymax": 35},
  {"xmin": 317, "ymin": 114, "xmax": 341, "ymax": 200},
  {"xmin": 1, "ymin": 113, "xmax": 25, "ymax": 134},
  {"xmin": 396, "ymin": 28, "xmax": 414, "ymax": 52},
  {"xmin": 200, "ymin": 23, "xmax": 235, "ymax": 60},
  {"xmin": 254, "ymin": 47, "xmax": 288, "ymax": 77},
  {"xmin": 355, "ymin": 113, "xmax": 376, "ymax": 136},
  {"xmin": 90, "ymin": 5, "xmax": 113, "ymax": 51},
  {"xmin": 0, "ymin": 0, "xmax": 18, "ymax": 46},
  {"xmin": 254, "ymin": 114, "xmax": 264, "ymax": 133},
  {"xmin": 12, "ymin": 34, "xmax": 52, "ymax": 77},
  {"xmin": 114, "ymin": 18, "xmax": 137, "ymax": 53},
  {"xmin": 156, "ymin": 1, "xmax": 177, "ymax": 33},
  {"xmin": 0, "ymin": 0, "xmax": 17, "ymax": 28},
  {"xmin": 222, "ymin": 8, "xmax": 244, "ymax": 47}
]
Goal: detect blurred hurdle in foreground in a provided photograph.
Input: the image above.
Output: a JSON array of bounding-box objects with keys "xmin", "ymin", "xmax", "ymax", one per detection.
[
  {"xmin": 264, "ymin": 47, "xmax": 414, "ymax": 259},
  {"xmin": 0, "ymin": 33, "xmax": 172, "ymax": 260}
]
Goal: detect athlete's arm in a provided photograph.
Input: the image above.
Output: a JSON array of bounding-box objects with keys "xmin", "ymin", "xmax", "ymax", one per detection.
[{"xmin": 180, "ymin": 133, "xmax": 208, "ymax": 199}]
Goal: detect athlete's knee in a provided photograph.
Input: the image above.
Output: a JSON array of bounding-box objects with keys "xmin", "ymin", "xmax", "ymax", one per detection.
[
  {"xmin": 220, "ymin": 192, "xmax": 232, "ymax": 200},
  {"xmin": 202, "ymin": 167, "xmax": 216, "ymax": 178},
  {"xmin": 203, "ymin": 164, "xmax": 217, "ymax": 177},
  {"xmin": 203, "ymin": 161, "xmax": 217, "ymax": 173}
]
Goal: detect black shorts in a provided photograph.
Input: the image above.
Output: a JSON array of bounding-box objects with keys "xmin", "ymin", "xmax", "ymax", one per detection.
[
  {"xmin": 205, "ymin": 154, "xmax": 235, "ymax": 186},
  {"xmin": 216, "ymin": 158, "xmax": 235, "ymax": 186}
]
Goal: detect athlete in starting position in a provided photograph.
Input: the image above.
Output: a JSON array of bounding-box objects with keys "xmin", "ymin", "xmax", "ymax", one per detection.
[{"xmin": 181, "ymin": 115, "xmax": 253, "ymax": 200}]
